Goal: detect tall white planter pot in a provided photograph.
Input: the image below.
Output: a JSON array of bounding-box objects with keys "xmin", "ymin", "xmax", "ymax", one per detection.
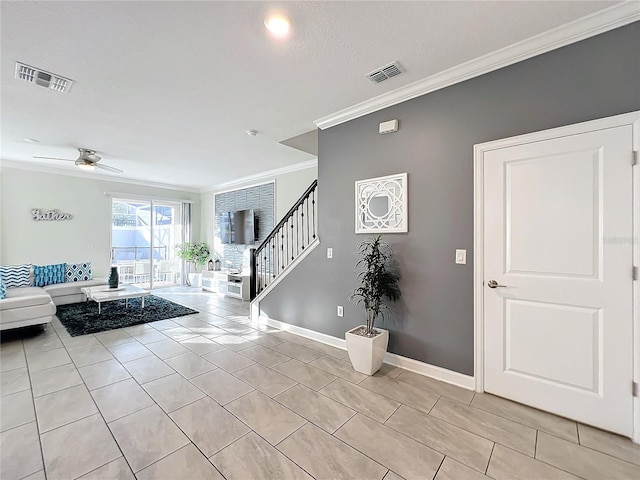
[
  {"xmin": 345, "ymin": 326, "xmax": 389, "ymax": 375},
  {"xmin": 188, "ymin": 273, "xmax": 202, "ymax": 289}
]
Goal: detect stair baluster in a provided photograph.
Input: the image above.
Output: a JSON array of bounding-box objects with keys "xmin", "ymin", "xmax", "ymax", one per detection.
[{"xmin": 250, "ymin": 180, "xmax": 318, "ymax": 300}]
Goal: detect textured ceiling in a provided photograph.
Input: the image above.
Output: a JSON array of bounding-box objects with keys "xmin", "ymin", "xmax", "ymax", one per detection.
[{"xmin": 0, "ymin": 1, "xmax": 621, "ymax": 190}]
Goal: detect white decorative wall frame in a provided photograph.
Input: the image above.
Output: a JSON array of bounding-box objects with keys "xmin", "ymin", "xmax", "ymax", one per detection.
[{"xmin": 355, "ymin": 173, "xmax": 407, "ymax": 233}]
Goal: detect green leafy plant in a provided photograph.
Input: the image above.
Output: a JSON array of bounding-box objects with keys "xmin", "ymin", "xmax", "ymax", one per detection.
[
  {"xmin": 350, "ymin": 235, "xmax": 401, "ymax": 337},
  {"xmin": 176, "ymin": 242, "xmax": 210, "ymax": 273}
]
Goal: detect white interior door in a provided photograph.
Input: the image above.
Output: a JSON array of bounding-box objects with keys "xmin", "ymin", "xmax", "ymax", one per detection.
[{"xmin": 482, "ymin": 122, "xmax": 634, "ymax": 436}]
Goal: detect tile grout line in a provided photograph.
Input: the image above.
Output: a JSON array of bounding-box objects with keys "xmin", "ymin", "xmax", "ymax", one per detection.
[
  {"xmin": 270, "ymin": 359, "xmax": 338, "ymax": 391},
  {"xmin": 136, "ymin": 314, "xmax": 249, "ymax": 460},
  {"xmin": 8, "ymin": 291, "xmax": 636, "ymax": 480},
  {"xmin": 88, "ymin": 315, "xmax": 213, "ymax": 477},
  {"xmin": 60, "ymin": 296, "xmax": 260, "ymax": 475},
  {"xmin": 379, "ymin": 409, "xmax": 493, "ymax": 474},
  {"xmin": 383, "ymin": 403, "xmax": 402, "ymax": 424},
  {"xmin": 426, "ymin": 394, "xmax": 440, "ymax": 415},
  {"xmin": 147, "ymin": 328, "xmax": 303, "ymax": 475},
  {"xmin": 426, "ymin": 397, "xmax": 538, "ymax": 458},
  {"xmin": 468, "ymin": 397, "xmax": 580, "ymax": 443},
  {"xmin": 357, "ymin": 376, "xmax": 442, "ymax": 413},
  {"xmin": 23, "ymin": 327, "xmax": 71, "ymax": 479},
  {"xmin": 330, "ymin": 409, "xmax": 358, "ymax": 435},
  {"xmin": 59, "ymin": 322, "xmax": 135, "ymax": 479},
  {"xmin": 500, "ymin": 443, "xmax": 591, "ymax": 480},
  {"xmin": 307, "ymin": 355, "xmax": 368, "ymax": 384},
  {"xmin": 430, "ymin": 455, "xmax": 447, "ymax": 480},
  {"xmin": 542, "ymin": 434, "xmax": 640, "ymax": 470},
  {"xmin": 19, "ymin": 338, "xmax": 47, "ymax": 479},
  {"xmin": 324, "ymin": 412, "xmax": 409, "ymax": 476},
  {"xmin": 484, "ymin": 442, "xmax": 496, "ymax": 475},
  {"xmin": 264, "ymin": 420, "xmax": 337, "ymax": 480}
]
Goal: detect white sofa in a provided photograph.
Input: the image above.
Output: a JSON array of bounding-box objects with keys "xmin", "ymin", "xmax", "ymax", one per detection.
[
  {"xmin": 0, "ymin": 287, "xmax": 55, "ymax": 331},
  {"xmin": 43, "ymin": 279, "xmax": 108, "ymax": 306},
  {"xmin": 0, "ymin": 279, "xmax": 107, "ymax": 331}
]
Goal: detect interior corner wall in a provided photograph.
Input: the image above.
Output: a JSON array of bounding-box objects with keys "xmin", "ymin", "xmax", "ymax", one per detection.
[
  {"xmin": 260, "ymin": 23, "xmax": 640, "ymax": 376},
  {"xmin": 200, "ymin": 165, "xmax": 317, "ymax": 259},
  {"xmin": 0, "ymin": 168, "xmax": 201, "ymax": 278},
  {"xmin": 273, "ymin": 167, "xmax": 318, "ymax": 223}
]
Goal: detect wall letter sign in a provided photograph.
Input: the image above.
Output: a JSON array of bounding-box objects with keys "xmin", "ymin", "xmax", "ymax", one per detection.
[{"xmin": 32, "ymin": 209, "xmax": 73, "ymax": 221}]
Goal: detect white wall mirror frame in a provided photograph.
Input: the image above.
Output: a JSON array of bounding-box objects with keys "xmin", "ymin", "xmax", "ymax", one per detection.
[{"xmin": 355, "ymin": 172, "xmax": 408, "ymax": 234}]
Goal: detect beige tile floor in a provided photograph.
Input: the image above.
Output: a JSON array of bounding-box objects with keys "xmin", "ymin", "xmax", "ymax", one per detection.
[{"xmin": 1, "ymin": 287, "xmax": 639, "ymax": 480}]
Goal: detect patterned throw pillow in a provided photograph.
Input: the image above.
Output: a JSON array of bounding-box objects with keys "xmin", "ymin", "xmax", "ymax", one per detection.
[
  {"xmin": 33, "ymin": 263, "xmax": 67, "ymax": 287},
  {"xmin": 0, "ymin": 278, "xmax": 6, "ymax": 299},
  {"xmin": 0, "ymin": 264, "xmax": 32, "ymax": 288},
  {"xmin": 66, "ymin": 262, "xmax": 92, "ymax": 282}
]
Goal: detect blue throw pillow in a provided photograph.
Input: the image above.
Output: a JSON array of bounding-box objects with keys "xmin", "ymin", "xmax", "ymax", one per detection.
[
  {"xmin": 66, "ymin": 262, "xmax": 92, "ymax": 282},
  {"xmin": 0, "ymin": 279, "xmax": 6, "ymax": 299},
  {"xmin": 33, "ymin": 263, "xmax": 67, "ymax": 287},
  {"xmin": 0, "ymin": 264, "xmax": 32, "ymax": 288}
]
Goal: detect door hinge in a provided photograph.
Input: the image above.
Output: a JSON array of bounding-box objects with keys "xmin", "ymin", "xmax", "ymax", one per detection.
[
  {"xmin": 634, "ymin": 381, "xmax": 640, "ymax": 397},
  {"xmin": 633, "ymin": 151, "xmax": 638, "ymax": 166},
  {"xmin": 634, "ymin": 266, "xmax": 639, "ymax": 281}
]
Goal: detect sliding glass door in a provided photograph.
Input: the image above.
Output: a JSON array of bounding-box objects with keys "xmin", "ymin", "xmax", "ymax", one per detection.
[
  {"xmin": 151, "ymin": 201, "xmax": 182, "ymax": 287},
  {"xmin": 111, "ymin": 198, "xmax": 183, "ymax": 289}
]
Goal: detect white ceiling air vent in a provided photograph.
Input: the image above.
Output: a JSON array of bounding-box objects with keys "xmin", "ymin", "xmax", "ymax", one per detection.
[
  {"xmin": 366, "ymin": 61, "xmax": 404, "ymax": 84},
  {"xmin": 15, "ymin": 62, "xmax": 73, "ymax": 93}
]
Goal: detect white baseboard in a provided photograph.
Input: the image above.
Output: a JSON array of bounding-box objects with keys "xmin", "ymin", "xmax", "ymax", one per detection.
[
  {"xmin": 262, "ymin": 316, "xmax": 346, "ymax": 349},
  {"xmin": 382, "ymin": 351, "xmax": 475, "ymax": 390},
  {"xmin": 261, "ymin": 316, "xmax": 474, "ymax": 391}
]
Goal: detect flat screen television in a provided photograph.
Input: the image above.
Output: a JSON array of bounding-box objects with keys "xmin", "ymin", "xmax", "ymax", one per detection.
[{"xmin": 220, "ymin": 209, "xmax": 256, "ymax": 245}]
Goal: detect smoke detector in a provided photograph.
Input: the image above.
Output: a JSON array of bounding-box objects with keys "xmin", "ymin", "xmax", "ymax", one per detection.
[
  {"xmin": 366, "ymin": 61, "xmax": 404, "ymax": 84},
  {"xmin": 15, "ymin": 62, "xmax": 74, "ymax": 93}
]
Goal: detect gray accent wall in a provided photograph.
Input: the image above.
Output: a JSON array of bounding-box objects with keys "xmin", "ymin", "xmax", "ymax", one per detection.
[
  {"xmin": 261, "ymin": 23, "xmax": 640, "ymax": 376},
  {"xmin": 214, "ymin": 183, "xmax": 274, "ymax": 271}
]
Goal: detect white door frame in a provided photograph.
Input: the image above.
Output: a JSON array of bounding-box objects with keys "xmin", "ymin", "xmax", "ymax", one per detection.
[{"xmin": 473, "ymin": 111, "xmax": 640, "ymax": 442}]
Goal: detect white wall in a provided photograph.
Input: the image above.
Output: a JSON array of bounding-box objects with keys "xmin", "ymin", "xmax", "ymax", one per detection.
[
  {"xmin": 274, "ymin": 167, "xmax": 318, "ymax": 223},
  {"xmin": 200, "ymin": 164, "xmax": 317, "ymax": 256},
  {"xmin": 0, "ymin": 167, "xmax": 201, "ymax": 278}
]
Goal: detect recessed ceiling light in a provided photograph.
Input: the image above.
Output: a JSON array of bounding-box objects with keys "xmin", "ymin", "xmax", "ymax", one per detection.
[
  {"xmin": 24, "ymin": 138, "xmax": 39, "ymax": 143},
  {"xmin": 264, "ymin": 14, "xmax": 290, "ymax": 37}
]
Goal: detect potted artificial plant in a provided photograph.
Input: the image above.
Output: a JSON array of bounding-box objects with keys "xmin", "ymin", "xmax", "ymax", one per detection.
[
  {"xmin": 348, "ymin": 235, "xmax": 401, "ymax": 375},
  {"xmin": 176, "ymin": 242, "xmax": 210, "ymax": 288}
]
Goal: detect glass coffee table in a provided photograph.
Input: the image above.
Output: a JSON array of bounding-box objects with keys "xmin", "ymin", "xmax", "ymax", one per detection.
[{"xmin": 81, "ymin": 285, "xmax": 151, "ymax": 314}]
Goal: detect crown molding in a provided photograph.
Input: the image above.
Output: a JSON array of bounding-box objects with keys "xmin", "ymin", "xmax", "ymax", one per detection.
[
  {"xmin": 315, "ymin": 2, "xmax": 640, "ymax": 130},
  {"xmin": 201, "ymin": 158, "xmax": 318, "ymax": 193},
  {"xmin": 0, "ymin": 159, "xmax": 200, "ymax": 194}
]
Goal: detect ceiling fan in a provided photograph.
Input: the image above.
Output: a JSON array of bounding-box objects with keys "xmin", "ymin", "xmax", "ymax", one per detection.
[{"xmin": 34, "ymin": 148, "xmax": 123, "ymax": 173}]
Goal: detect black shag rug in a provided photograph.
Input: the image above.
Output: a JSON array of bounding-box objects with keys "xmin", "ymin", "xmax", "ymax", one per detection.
[{"xmin": 56, "ymin": 295, "xmax": 198, "ymax": 336}]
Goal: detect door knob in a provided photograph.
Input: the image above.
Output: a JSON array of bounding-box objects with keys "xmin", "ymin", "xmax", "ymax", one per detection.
[{"xmin": 487, "ymin": 280, "xmax": 507, "ymax": 288}]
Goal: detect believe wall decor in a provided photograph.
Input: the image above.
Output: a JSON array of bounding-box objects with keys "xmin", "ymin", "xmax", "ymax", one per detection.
[
  {"xmin": 32, "ymin": 209, "xmax": 73, "ymax": 221},
  {"xmin": 355, "ymin": 173, "xmax": 407, "ymax": 233}
]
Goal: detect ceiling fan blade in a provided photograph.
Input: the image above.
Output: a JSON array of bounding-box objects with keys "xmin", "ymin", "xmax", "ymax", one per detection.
[
  {"xmin": 33, "ymin": 156, "xmax": 74, "ymax": 162},
  {"xmin": 85, "ymin": 153, "xmax": 101, "ymax": 162},
  {"xmin": 95, "ymin": 163, "xmax": 123, "ymax": 174}
]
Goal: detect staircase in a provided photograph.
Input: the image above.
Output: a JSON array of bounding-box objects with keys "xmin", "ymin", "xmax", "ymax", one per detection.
[{"xmin": 250, "ymin": 180, "xmax": 318, "ymax": 312}]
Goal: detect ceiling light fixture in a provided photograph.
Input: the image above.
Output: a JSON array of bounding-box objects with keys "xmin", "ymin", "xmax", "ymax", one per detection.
[
  {"xmin": 264, "ymin": 14, "xmax": 290, "ymax": 37},
  {"xmin": 247, "ymin": 129, "xmax": 257, "ymax": 136}
]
